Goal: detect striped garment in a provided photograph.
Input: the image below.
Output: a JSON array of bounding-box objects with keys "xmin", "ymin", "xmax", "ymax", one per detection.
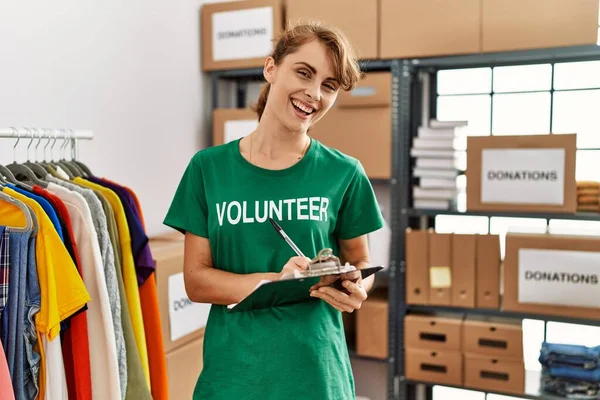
[{"xmin": 0, "ymin": 229, "xmax": 9, "ymax": 316}]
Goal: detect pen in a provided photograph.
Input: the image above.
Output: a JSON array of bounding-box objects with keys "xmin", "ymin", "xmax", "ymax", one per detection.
[{"xmin": 268, "ymin": 218, "xmax": 306, "ymax": 258}]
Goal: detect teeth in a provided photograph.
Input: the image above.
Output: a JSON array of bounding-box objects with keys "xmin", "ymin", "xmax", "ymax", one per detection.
[{"xmin": 292, "ymin": 99, "xmax": 313, "ymax": 114}]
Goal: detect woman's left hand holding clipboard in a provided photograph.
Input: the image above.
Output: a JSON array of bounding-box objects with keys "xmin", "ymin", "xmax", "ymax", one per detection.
[{"xmin": 309, "ymin": 270, "xmax": 367, "ymax": 313}]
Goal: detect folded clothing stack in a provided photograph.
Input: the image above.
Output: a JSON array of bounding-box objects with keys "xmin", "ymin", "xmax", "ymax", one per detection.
[
  {"xmin": 539, "ymin": 342, "xmax": 600, "ymax": 399},
  {"xmin": 577, "ymin": 181, "xmax": 600, "ymax": 212}
]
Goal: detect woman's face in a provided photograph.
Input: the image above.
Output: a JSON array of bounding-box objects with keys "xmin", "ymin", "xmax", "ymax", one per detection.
[{"xmin": 263, "ymin": 40, "xmax": 340, "ymax": 134}]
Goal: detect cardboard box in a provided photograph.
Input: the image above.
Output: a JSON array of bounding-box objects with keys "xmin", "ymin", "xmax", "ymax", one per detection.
[
  {"xmin": 404, "ymin": 314, "xmax": 463, "ymax": 352},
  {"xmin": 212, "ymin": 108, "xmax": 258, "ymax": 146},
  {"xmin": 476, "ymin": 235, "xmax": 500, "ymax": 309},
  {"xmin": 150, "ymin": 240, "xmax": 210, "ymax": 353},
  {"xmin": 463, "ymin": 316, "xmax": 523, "ymax": 359},
  {"xmin": 451, "ymin": 234, "xmax": 476, "ymax": 308},
  {"xmin": 406, "ymin": 229, "xmax": 429, "ymax": 305},
  {"xmin": 285, "ymin": 0, "xmax": 379, "ymax": 60},
  {"xmin": 503, "ymin": 233, "xmax": 600, "ymax": 320},
  {"xmin": 466, "ymin": 134, "xmax": 577, "ymax": 213},
  {"xmin": 167, "ymin": 335, "xmax": 204, "ymax": 400},
  {"xmin": 310, "ymin": 72, "xmax": 392, "ymax": 179},
  {"xmin": 380, "ymin": 0, "xmax": 481, "ymax": 59},
  {"xmin": 201, "ymin": 0, "xmax": 283, "ymax": 71},
  {"xmin": 356, "ymin": 291, "xmax": 388, "ymax": 359},
  {"xmin": 464, "ymin": 353, "xmax": 525, "ymax": 396},
  {"xmin": 482, "ymin": 0, "xmax": 600, "ymax": 53},
  {"xmin": 428, "ymin": 232, "xmax": 452, "ymax": 306},
  {"xmin": 405, "ymin": 348, "xmax": 463, "ymax": 386}
]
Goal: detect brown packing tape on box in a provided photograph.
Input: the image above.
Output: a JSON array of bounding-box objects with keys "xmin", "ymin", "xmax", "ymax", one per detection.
[
  {"xmin": 428, "ymin": 232, "xmax": 452, "ymax": 306},
  {"xmin": 405, "ymin": 229, "xmax": 429, "ymax": 305},
  {"xmin": 404, "ymin": 314, "xmax": 462, "ymax": 352},
  {"xmin": 466, "ymin": 134, "xmax": 577, "ymax": 213},
  {"xmin": 464, "ymin": 353, "xmax": 525, "ymax": 396},
  {"xmin": 405, "ymin": 348, "xmax": 463, "ymax": 387},
  {"xmin": 503, "ymin": 232, "xmax": 600, "ymax": 320},
  {"xmin": 451, "ymin": 234, "xmax": 476, "ymax": 308}
]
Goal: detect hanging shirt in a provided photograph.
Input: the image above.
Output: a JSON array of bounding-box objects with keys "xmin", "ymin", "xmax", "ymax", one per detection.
[
  {"xmin": 163, "ymin": 139, "xmax": 385, "ymax": 400},
  {"xmin": 73, "ymin": 178, "xmax": 151, "ymax": 391},
  {"xmin": 47, "ymin": 183, "xmax": 121, "ymax": 400},
  {"xmin": 46, "ymin": 176, "xmax": 127, "ymax": 399},
  {"xmin": 108, "ymin": 181, "xmax": 168, "ymax": 400},
  {"xmin": 87, "ymin": 178, "xmax": 155, "ymax": 285},
  {"xmin": 33, "ymin": 185, "xmax": 93, "ymax": 400},
  {"xmin": 0, "ymin": 187, "xmax": 91, "ymax": 400},
  {"xmin": 95, "ymin": 195, "xmax": 152, "ymax": 400}
]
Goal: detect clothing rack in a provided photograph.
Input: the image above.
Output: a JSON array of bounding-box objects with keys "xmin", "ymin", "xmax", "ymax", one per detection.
[{"xmin": 0, "ymin": 127, "xmax": 93, "ymax": 160}]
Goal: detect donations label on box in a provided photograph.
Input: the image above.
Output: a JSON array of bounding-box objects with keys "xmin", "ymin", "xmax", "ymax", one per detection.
[
  {"xmin": 212, "ymin": 7, "xmax": 274, "ymax": 62},
  {"xmin": 168, "ymin": 273, "xmax": 211, "ymax": 342},
  {"xmin": 481, "ymin": 148, "xmax": 565, "ymax": 205},
  {"xmin": 518, "ymin": 248, "xmax": 600, "ymax": 308},
  {"xmin": 466, "ymin": 134, "xmax": 576, "ymax": 213}
]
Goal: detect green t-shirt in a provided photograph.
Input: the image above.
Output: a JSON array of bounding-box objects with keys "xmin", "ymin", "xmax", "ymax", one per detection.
[{"xmin": 164, "ymin": 138, "xmax": 384, "ymax": 400}]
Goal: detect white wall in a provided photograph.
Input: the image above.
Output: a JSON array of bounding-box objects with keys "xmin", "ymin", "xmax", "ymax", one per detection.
[{"xmin": 0, "ymin": 0, "xmax": 213, "ymax": 236}]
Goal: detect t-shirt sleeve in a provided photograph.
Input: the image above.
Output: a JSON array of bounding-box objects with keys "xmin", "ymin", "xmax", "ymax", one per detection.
[
  {"xmin": 163, "ymin": 155, "xmax": 209, "ymax": 238},
  {"xmin": 335, "ymin": 161, "xmax": 385, "ymax": 240}
]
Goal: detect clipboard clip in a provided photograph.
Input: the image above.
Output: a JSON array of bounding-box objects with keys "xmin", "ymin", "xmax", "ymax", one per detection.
[{"xmin": 283, "ymin": 248, "xmax": 357, "ymax": 279}]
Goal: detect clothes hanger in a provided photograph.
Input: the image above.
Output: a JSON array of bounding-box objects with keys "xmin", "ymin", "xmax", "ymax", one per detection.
[
  {"xmin": 63, "ymin": 131, "xmax": 87, "ymax": 177},
  {"xmin": 5, "ymin": 128, "xmax": 47, "ymax": 189},
  {"xmin": 0, "ymin": 190, "xmax": 35, "ymax": 234},
  {"xmin": 68, "ymin": 130, "xmax": 94, "ymax": 177},
  {"xmin": 23, "ymin": 128, "xmax": 51, "ymax": 179},
  {"xmin": 55, "ymin": 130, "xmax": 79, "ymax": 179}
]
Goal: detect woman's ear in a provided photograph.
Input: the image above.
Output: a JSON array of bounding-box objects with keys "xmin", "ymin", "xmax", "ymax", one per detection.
[{"xmin": 263, "ymin": 56, "xmax": 276, "ymax": 84}]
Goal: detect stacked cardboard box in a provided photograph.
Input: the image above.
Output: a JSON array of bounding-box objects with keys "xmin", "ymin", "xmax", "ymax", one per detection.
[
  {"xmin": 405, "ymin": 314, "xmax": 525, "ymax": 395},
  {"xmin": 149, "ymin": 235, "xmax": 210, "ymax": 400},
  {"xmin": 463, "ymin": 316, "xmax": 525, "ymax": 395},
  {"xmin": 405, "ymin": 229, "xmax": 501, "ymax": 309},
  {"xmin": 411, "ymin": 120, "xmax": 467, "ymax": 210},
  {"xmin": 404, "ymin": 314, "xmax": 464, "ymax": 386}
]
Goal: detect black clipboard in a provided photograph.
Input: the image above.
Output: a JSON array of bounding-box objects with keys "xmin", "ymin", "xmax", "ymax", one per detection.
[{"xmin": 227, "ymin": 265, "xmax": 384, "ymax": 313}]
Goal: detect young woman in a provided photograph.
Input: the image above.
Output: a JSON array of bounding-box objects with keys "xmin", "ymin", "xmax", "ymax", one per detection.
[{"xmin": 164, "ymin": 22, "xmax": 385, "ymax": 400}]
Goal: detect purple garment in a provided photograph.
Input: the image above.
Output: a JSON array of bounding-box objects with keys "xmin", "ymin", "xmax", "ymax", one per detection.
[{"xmin": 87, "ymin": 177, "xmax": 155, "ymax": 285}]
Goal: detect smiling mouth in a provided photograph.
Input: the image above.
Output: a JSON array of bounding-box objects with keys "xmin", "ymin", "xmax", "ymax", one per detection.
[{"xmin": 291, "ymin": 99, "xmax": 315, "ymax": 116}]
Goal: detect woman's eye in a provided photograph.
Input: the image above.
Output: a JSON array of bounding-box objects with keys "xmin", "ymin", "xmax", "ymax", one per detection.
[
  {"xmin": 324, "ymin": 84, "xmax": 336, "ymax": 92},
  {"xmin": 298, "ymin": 70, "xmax": 310, "ymax": 78}
]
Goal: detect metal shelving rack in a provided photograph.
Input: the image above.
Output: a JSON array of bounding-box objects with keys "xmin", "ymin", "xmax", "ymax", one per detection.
[{"xmin": 396, "ymin": 44, "xmax": 600, "ymax": 400}]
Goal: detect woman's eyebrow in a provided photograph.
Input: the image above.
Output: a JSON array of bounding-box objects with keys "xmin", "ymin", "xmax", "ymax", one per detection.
[{"xmin": 294, "ymin": 61, "xmax": 337, "ymax": 82}]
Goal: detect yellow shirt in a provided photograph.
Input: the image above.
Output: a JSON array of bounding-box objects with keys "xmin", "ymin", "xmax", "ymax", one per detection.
[
  {"xmin": 74, "ymin": 178, "xmax": 151, "ymax": 389},
  {"xmin": 0, "ymin": 187, "xmax": 91, "ymax": 399}
]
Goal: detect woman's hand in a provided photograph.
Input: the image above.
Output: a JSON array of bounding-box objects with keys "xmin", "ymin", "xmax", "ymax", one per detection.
[
  {"xmin": 278, "ymin": 256, "xmax": 311, "ymax": 280},
  {"xmin": 309, "ymin": 273, "xmax": 367, "ymax": 313}
]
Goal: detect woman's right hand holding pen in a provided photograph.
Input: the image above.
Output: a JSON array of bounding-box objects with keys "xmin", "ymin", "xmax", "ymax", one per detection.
[{"xmin": 278, "ymin": 256, "xmax": 311, "ymax": 280}]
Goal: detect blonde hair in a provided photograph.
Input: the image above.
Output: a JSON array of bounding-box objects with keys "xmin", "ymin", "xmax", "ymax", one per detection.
[{"xmin": 253, "ymin": 21, "xmax": 362, "ymax": 121}]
